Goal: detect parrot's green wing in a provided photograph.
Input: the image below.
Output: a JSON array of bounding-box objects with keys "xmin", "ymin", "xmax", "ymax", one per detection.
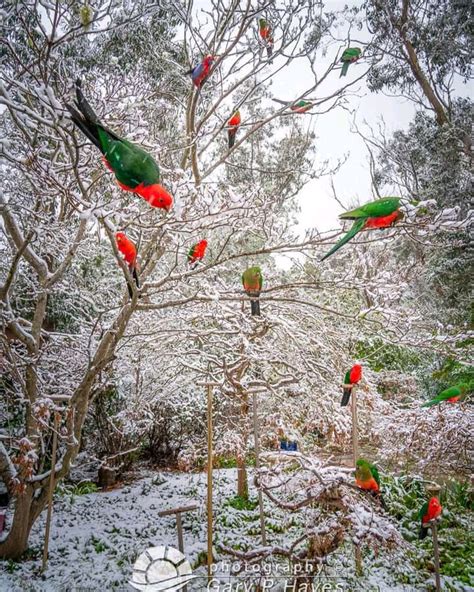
[
  {"xmin": 341, "ymin": 47, "xmax": 361, "ymax": 61},
  {"xmin": 97, "ymin": 128, "xmax": 161, "ymax": 189},
  {"xmin": 369, "ymin": 463, "xmax": 380, "ymax": 487},
  {"xmin": 321, "ymin": 218, "xmax": 365, "ymax": 261},
  {"xmin": 339, "ymin": 197, "xmax": 401, "ymax": 220},
  {"xmin": 344, "ymin": 370, "xmax": 351, "ymax": 384},
  {"xmin": 418, "ymin": 501, "xmax": 428, "ymax": 521}
]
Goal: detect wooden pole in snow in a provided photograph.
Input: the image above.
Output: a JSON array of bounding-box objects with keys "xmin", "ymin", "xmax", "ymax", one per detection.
[
  {"xmin": 252, "ymin": 393, "xmax": 267, "ymax": 545},
  {"xmin": 431, "ymin": 521, "xmax": 442, "ymax": 591},
  {"xmin": 351, "ymin": 386, "xmax": 359, "ymax": 466},
  {"xmin": 42, "ymin": 411, "xmax": 60, "ymax": 572},
  {"xmin": 206, "ymin": 383, "xmax": 214, "ymax": 580}
]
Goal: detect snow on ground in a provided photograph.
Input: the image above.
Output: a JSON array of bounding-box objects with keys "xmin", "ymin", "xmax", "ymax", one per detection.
[{"xmin": 0, "ymin": 468, "xmax": 469, "ymax": 591}]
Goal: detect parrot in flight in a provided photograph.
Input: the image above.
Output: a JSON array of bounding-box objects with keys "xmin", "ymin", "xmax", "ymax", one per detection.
[
  {"xmin": 242, "ymin": 266, "xmax": 263, "ymax": 316},
  {"xmin": 187, "ymin": 239, "xmax": 208, "ymax": 269},
  {"xmin": 340, "ymin": 47, "xmax": 362, "ymax": 77},
  {"xmin": 186, "ymin": 55, "xmax": 215, "ymax": 87},
  {"xmin": 355, "ymin": 458, "xmax": 386, "ymax": 508},
  {"xmin": 227, "ymin": 110, "xmax": 241, "ymax": 149},
  {"xmin": 259, "ymin": 18, "xmax": 274, "ymax": 57},
  {"xmin": 419, "ymin": 497, "xmax": 442, "ymax": 539},
  {"xmin": 320, "ymin": 197, "xmax": 403, "ymax": 262},
  {"xmin": 66, "ymin": 80, "xmax": 173, "ymax": 211},
  {"xmin": 116, "ymin": 232, "xmax": 139, "ymax": 298},
  {"xmin": 290, "ymin": 100, "xmax": 314, "ymax": 113},
  {"xmin": 341, "ymin": 364, "xmax": 362, "ymax": 406},
  {"xmin": 421, "ymin": 383, "xmax": 471, "ymax": 407}
]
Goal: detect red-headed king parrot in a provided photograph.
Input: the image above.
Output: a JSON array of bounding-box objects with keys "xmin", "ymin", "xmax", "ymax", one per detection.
[{"xmin": 242, "ymin": 266, "xmax": 263, "ymax": 316}]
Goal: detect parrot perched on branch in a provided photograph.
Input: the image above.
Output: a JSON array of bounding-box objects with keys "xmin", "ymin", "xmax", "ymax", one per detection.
[
  {"xmin": 421, "ymin": 383, "xmax": 471, "ymax": 407},
  {"xmin": 340, "ymin": 47, "xmax": 361, "ymax": 77},
  {"xmin": 418, "ymin": 497, "xmax": 442, "ymax": 539},
  {"xmin": 259, "ymin": 18, "xmax": 274, "ymax": 57},
  {"xmin": 186, "ymin": 55, "xmax": 215, "ymax": 87},
  {"xmin": 355, "ymin": 458, "xmax": 386, "ymax": 508},
  {"xmin": 242, "ymin": 266, "xmax": 263, "ymax": 316},
  {"xmin": 320, "ymin": 197, "xmax": 403, "ymax": 262},
  {"xmin": 187, "ymin": 239, "xmax": 208, "ymax": 269},
  {"xmin": 116, "ymin": 232, "xmax": 139, "ymax": 298},
  {"xmin": 341, "ymin": 364, "xmax": 362, "ymax": 406},
  {"xmin": 227, "ymin": 110, "xmax": 241, "ymax": 149},
  {"xmin": 290, "ymin": 100, "xmax": 314, "ymax": 113},
  {"xmin": 66, "ymin": 80, "xmax": 173, "ymax": 211}
]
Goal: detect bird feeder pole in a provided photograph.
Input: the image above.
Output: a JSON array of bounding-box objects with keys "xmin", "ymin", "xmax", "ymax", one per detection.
[
  {"xmin": 252, "ymin": 392, "xmax": 266, "ymax": 545},
  {"xmin": 351, "ymin": 385, "xmax": 359, "ymax": 466},
  {"xmin": 431, "ymin": 521, "xmax": 442, "ymax": 592},
  {"xmin": 198, "ymin": 379, "xmax": 219, "ymax": 581},
  {"xmin": 42, "ymin": 411, "xmax": 60, "ymax": 572}
]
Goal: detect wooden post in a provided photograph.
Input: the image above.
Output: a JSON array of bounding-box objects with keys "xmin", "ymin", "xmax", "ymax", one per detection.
[
  {"xmin": 207, "ymin": 383, "xmax": 214, "ymax": 580},
  {"xmin": 431, "ymin": 521, "xmax": 442, "ymax": 592},
  {"xmin": 351, "ymin": 386, "xmax": 359, "ymax": 466},
  {"xmin": 42, "ymin": 411, "xmax": 60, "ymax": 572},
  {"xmin": 252, "ymin": 393, "xmax": 267, "ymax": 546},
  {"xmin": 158, "ymin": 504, "xmax": 198, "ymax": 592}
]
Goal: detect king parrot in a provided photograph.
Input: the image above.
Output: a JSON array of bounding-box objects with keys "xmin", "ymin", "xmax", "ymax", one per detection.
[
  {"xmin": 242, "ymin": 266, "xmax": 263, "ymax": 316},
  {"xmin": 421, "ymin": 383, "xmax": 471, "ymax": 407},
  {"xmin": 227, "ymin": 110, "xmax": 241, "ymax": 149},
  {"xmin": 66, "ymin": 80, "xmax": 173, "ymax": 211},
  {"xmin": 320, "ymin": 197, "xmax": 403, "ymax": 261},
  {"xmin": 186, "ymin": 55, "xmax": 215, "ymax": 87},
  {"xmin": 340, "ymin": 47, "xmax": 361, "ymax": 77},
  {"xmin": 116, "ymin": 232, "xmax": 139, "ymax": 298},
  {"xmin": 290, "ymin": 100, "xmax": 314, "ymax": 113},
  {"xmin": 188, "ymin": 239, "xmax": 208, "ymax": 269},
  {"xmin": 259, "ymin": 18, "xmax": 274, "ymax": 57},
  {"xmin": 419, "ymin": 497, "xmax": 442, "ymax": 539},
  {"xmin": 355, "ymin": 458, "xmax": 386, "ymax": 508},
  {"xmin": 341, "ymin": 364, "xmax": 362, "ymax": 406}
]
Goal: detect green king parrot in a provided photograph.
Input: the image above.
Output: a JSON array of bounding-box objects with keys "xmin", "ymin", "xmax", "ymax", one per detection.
[
  {"xmin": 290, "ymin": 100, "xmax": 314, "ymax": 113},
  {"xmin": 355, "ymin": 458, "xmax": 386, "ymax": 508},
  {"xmin": 340, "ymin": 47, "xmax": 361, "ymax": 77},
  {"xmin": 66, "ymin": 80, "xmax": 173, "ymax": 210},
  {"xmin": 242, "ymin": 266, "xmax": 263, "ymax": 316},
  {"xmin": 421, "ymin": 383, "xmax": 471, "ymax": 407},
  {"xmin": 321, "ymin": 197, "xmax": 403, "ymax": 261}
]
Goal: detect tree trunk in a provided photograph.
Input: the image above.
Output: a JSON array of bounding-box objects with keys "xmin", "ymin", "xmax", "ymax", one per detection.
[
  {"xmin": 0, "ymin": 486, "xmax": 35, "ymax": 559},
  {"xmin": 237, "ymin": 455, "xmax": 248, "ymax": 499}
]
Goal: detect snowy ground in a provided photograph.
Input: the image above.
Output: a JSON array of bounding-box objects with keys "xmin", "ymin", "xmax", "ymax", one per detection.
[{"xmin": 0, "ymin": 468, "xmax": 471, "ymax": 592}]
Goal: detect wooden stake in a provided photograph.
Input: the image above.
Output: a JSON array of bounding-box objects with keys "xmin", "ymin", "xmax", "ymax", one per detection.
[
  {"xmin": 207, "ymin": 383, "xmax": 214, "ymax": 580},
  {"xmin": 252, "ymin": 393, "xmax": 267, "ymax": 546},
  {"xmin": 351, "ymin": 387, "xmax": 359, "ymax": 467},
  {"xmin": 431, "ymin": 521, "xmax": 442, "ymax": 591},
  {"xmin": 42, "ymin": 411, "xmax": 60, "ymax": 572}
]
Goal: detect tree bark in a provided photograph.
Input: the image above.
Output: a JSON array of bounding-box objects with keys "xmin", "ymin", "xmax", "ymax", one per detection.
[
  {"xmin": 237, "ymin": 455, "xmax": 248, "ymax": 499},
  {"xmin": 0, "ymin": 487, "xmax": 34, "ymax": 559}
]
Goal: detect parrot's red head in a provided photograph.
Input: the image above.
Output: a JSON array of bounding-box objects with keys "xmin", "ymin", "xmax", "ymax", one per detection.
[
  {"xmin": 199, "ymin": 239, "xmax": 208, "ymax": 249},
  {"xmin": 137, "ymin": 183, "xmax": 173, "ymax": 211}
]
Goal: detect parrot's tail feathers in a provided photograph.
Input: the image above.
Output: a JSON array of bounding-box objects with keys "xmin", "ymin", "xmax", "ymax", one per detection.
[
  {"xmin": 421, "ymin": 399, "xmax": 437, "ymax": 408},
  {"xmin": 419, "ymin": 525, "xmax": 429, "ymax": 540},
  {"xmin": 250, "ymin": 298, "xmax": 260, "ymax": 316},
  {"xmin": 266, "ymin": 45, "xmax": 273, "ymax": 57},
  {"xmin": 379, "ymin": 493, "xmax": 387, "ymax": 510},
  {"xmin": 320, "ymin": 218, "xmax": 365, "ymax": 262},
  {"xmin": 340, "ymin": 61, "xmax": 349, "ymax": 77},
  {"xmin": 132, "ymin": 266, "xmax": 140, "ymax": 289},
  {"xmin": 340, "ymin": 389, "xmax": 351, "ymax": 406},
  {"xmin": 74, "ymin": 79, "xmax": 100, "ymax": 124},
  {"xmin": 66, "ymin": 103, "xmax": 102, "ymax": 150},
  {"xmin": 228, "ymin": 129, "xmax": 236, "ymax": 149},
  {"xmin": 126, "ymin": 281, "xmax": 134, "ymax": 299}
]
